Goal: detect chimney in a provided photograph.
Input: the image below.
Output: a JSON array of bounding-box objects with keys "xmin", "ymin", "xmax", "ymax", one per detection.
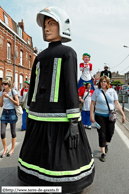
[
  {"xmin": 18, "ymin": 19, "xmax": 24, "ymax": 31},
  {"xmin": 34, "ymin": 47, "xmax": 38, "ymax": 54}
]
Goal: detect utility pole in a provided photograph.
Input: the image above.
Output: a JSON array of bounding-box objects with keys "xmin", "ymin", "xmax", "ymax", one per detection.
[{"xmin": 13, "ymin": 35, "xmax": 16, "ymax": 82}]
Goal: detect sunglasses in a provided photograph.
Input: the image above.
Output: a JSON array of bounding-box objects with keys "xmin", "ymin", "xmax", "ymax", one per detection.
[{"xmin": 2, "ymin": 83, "xmax": 8, "ymax": 85}]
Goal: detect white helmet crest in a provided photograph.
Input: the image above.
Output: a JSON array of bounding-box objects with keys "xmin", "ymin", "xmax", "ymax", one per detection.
[
  {"xmin": 36, "ymin": 6, "xmax": 72, "ymax": 43},
  {"xmin": 104, "ymin": 64, "xmax": 109, "ymax": 68}
]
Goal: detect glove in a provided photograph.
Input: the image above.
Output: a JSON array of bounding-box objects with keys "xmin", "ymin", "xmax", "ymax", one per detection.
[{"xmin": 64, "ymin": 118, "xmax": 79, "ymax": 149}]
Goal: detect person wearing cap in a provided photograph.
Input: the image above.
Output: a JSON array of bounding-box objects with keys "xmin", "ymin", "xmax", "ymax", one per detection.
[
  {"xmin": 79, "ymin": 82, "xmax": 94, "ymax": 129},
  {"xmin": 18, "ymin": 6, "xmax": 95, "ymax": 194},
  {"xmin": 20, "ymin": 80, "xmax": 29, "ymax": 131},
  {"xmin": 100, "ymin": 65, "xmax": 112, "ymax": 79},
  {"xmin": 78, "ymin": 53, "xmax": 95, "ymax": 90},
  {"xmin": 78, "ymin": 82, "xmax": 86, "ymax": 96}
]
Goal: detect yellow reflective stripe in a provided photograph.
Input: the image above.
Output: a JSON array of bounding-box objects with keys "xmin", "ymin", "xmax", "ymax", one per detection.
[
  {"xmin": 67, "ymin": 113, "xmax": 81, "ymax": 119},
  {"xmin": 28, "ymin": 114, "xmax": 69, "ymax": 122},
  {"xmin": 26, "ymin": 109, "xmax": 29, "ymax": 113},
  {"xmin": 18, "ymin": 158, "xmax": 94, "ymax": 176},
  {"xmin": 54, "ymin": 58, "xmax": 62, "ymax": 102}
]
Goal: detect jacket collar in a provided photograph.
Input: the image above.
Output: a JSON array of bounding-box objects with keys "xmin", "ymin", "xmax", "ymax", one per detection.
[{"xmin": 48, "ymin": 41, "xmax": 61, "ymax": 48}]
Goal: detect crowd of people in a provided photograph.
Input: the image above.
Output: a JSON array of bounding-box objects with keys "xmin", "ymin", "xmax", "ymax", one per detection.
[
  {"xmin": 0, "ymin": 5, "xmax": 126, "ymax": 194},
  {"xmin": 78, "ymin": 60, "xmax": 125, "ymax": 162}
]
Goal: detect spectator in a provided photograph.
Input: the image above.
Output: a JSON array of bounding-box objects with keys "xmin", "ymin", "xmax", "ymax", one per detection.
[
  {"xmin": 116, "ymin": 85, "xmax": 120, "ymax": 94},
  {"xmin": 12, "ymin": 82, "xmax": 17, "ymax": 91},
  {"xmin": 79, "ymin": 82, "xmax": 94, "ymax": 129},
  {"xmin": 100, "ymin": 65, "xmax": 111, "ymax": 79},
  {"xmin": 0, "ymin": 78, "xmax": 19, "ymax": 158},
  {"xmin": 20, "ymin": 80, "xmax": 29, "ymax": 131},
  {"xmin": 90, "ymin": 76, "xmax": 125, "ymax": 162},
  {"xmin": 78, "ymin": 82, "xmax": 86, "ymax": 96}
]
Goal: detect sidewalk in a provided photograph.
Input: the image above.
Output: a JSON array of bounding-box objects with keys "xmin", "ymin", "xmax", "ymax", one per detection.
[{"xmin": 116, "ymin": 108, "xmax": 129, "ymax": 141}]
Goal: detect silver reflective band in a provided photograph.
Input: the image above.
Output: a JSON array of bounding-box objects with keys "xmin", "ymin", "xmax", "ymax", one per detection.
[
  {"xmin": 50, "ymin": 58, "xmax": 58, "ymax": 102},
  {"xmin": 33, "ymin": 62, "xmax": 40, "ymax": 102},
  {"xmin": 66, "ymin": 108, "xmax": 80, "ymax": 114},
  {"xmin": 18, "ymin": 162, "xmax": 95, "ymax": 183},
  {"xmin": 29, "ymin": 111, "xmax": 67, "ymax": 117},
  {"xmin": 26, "ymin": 105, "xmax": 30, "ymax": 110}
]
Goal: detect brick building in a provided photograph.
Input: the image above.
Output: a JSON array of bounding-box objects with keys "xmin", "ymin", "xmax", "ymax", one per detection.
[
  {"xmin": 112, "ymin": 71, "xmax": 125, "ymax": 84},
  {"xmin": 0, "ymin": 6, "xmax": 37, "ymax": 91},
  {"xmin": 125, "ymin": 71, "xmax": 129, "ymax": 85}
]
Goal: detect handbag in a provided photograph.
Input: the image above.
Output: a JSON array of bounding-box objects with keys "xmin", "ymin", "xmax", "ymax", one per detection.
[
  {"xmin": 79, "ymin": 90, "xmax": 90, "ymax": 111},
  {"xmin": 11, "ymin": 89, "xmax": 23, "ymax": 116},
  {"xmin": 101, "ymin": 90, "xmax": 116, "ymax": 122}
]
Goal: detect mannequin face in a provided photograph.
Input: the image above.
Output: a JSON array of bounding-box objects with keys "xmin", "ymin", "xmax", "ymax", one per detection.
[
  {"xmin": 105, "ymin": 67, "xmax": 108, "ymax": 70},
  {"xmin": 44, "ymin": 18, "xmax": 62, "ymax": 42},
  {"xmin": 83, "ymin": 56, "xmax": 90, "ymax": 63}
]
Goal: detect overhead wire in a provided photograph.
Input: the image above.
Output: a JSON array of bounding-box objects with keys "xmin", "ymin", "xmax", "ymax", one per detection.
[
  {"xmin": 120, "ymin": 66, "xmax": 129, "ymax": 73},
  {"xmin": 111, "ymin": 54, "xmax": 129, "ymax": 69}
]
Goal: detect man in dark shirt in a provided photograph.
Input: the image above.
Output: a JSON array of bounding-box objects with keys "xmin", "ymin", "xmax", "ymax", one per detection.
[{"xmin": 100, "ymin": 64, "xmax": 112, "ymax": 79}]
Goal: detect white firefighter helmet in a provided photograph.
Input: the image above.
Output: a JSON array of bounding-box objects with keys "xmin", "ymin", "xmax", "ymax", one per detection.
[
  {"xmin": 104, "ymin": 64, "xmax": 109, "ymax": 68},
  {"xmin": 36, "ymin": 6, "xmax": 72, "ymax": 43}
]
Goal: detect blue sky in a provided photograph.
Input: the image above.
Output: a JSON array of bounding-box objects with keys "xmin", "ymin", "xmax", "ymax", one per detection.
[{"xmin": 1, "ymin": 0, "xmax": 129, "ymax": 78}]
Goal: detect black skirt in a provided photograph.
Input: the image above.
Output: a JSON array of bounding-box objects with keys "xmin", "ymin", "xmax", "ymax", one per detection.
[{"xmin": 18, "ymin": 118, "xmax": 95, "ymax": 193}]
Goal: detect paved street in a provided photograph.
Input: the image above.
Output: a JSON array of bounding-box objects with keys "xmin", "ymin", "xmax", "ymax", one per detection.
[{"xmin": 0, "ymin": 108, "xmax": 129, "ymax": 194}]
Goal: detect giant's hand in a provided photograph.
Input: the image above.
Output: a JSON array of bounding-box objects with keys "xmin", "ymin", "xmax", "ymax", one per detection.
[{"xmin": 64, "ymin": 118, "xmax": 79, "ymax": 149}]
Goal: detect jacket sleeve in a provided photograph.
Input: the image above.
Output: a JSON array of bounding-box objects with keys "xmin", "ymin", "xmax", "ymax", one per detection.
[
  {"xmin": 63, "ymin": 48, "xmax": 81, "ymax": 119},
  {"xmin": 89, "ymin": 63, "xmax": 93, "ymax": 78},
  {"xmin": 26, "ymin": 57, "xmax": 38, "ymax": 110},
  {"xmin": 109, "ymin": 71, "xmax": 112, "ymax": 78},
  {"xmin": 100, "ymin": 71, "xmax": 103, "ymax": 77},
  {"xmin": 80, "ymin": 63, "xmax": 84, "ymax": 71}
]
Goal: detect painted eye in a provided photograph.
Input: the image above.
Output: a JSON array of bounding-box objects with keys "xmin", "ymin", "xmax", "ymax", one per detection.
[{"xmin": 50, "ymin": 23, "xmax": 54, "ymax": 25}]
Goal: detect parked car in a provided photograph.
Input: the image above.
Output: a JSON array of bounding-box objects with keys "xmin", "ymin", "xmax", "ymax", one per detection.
[{"xmin": 120, "ymin": 86, "xmax": 129, "ymax": 95}]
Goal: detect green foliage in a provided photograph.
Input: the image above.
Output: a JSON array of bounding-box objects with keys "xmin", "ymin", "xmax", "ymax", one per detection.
[{"xmin": 111, "ymin": 80, "xmax": 121, "ymax": 86}]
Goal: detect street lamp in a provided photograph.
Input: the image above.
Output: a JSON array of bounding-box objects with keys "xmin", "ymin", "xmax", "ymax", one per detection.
[{"xmin": 123, "ymin": 45, "xmax": 129, "ymax": 48}]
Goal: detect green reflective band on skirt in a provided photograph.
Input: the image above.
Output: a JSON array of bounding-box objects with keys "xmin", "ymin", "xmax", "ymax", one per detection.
[
  {"xmin": 28, "ymin": 114, "xmax": 81, "ymax": 122},
  {"xmin": 67, "ymin": 112, "xmax": 81, "ymax": 119},
  {"xmin": 26, "ymin": 109, "xmax": 29, "ymax": 113},
  {"xmin": 18, "ymin": 157, "xmax": 94, "ymax": 177},
  {"xmin": 28, "ymin": 114, "xmax": 69, "ymax": 122},
  {"xmin": 54, "ymin": 58, "xmax": 62, "ymax": 102}
]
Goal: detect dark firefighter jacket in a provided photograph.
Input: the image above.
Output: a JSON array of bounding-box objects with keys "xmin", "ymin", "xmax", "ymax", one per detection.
[
  {"xmin": 26, "ymin": 41, "xmax": 81, "ymax": 122},
  {"xmin": 100, "ymin": 70, "xmax": 112, "ymax": 79}
]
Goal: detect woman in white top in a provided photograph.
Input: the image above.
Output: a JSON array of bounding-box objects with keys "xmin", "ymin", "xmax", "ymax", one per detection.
[
  {"xmin": 0, "ymin": 78, "xmax": 19, "ymax": 158},
  {"xmin": 90, "ymin": 76, "xmax": 125, "ymax": 162},
  {"xmin": 79, "ymin": 82, "xmax": 94, "ymax": 129}
]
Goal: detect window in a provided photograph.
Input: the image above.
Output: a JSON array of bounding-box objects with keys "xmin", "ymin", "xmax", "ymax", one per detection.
[
  {"xmin": 29, "ymin": 56, "xmax": 31, "ymax": 69},
  {"xmin": 27, "ymin": 38, "xmax": 30, "ymax": 45},
  {"xmin": 20, "ymin": 51, "xmax": 23, "ymax": 66},
  {"xmin": 19, "ymin": 75, "xmax": 23, "ymax": 89},
  {"xmin": 7, "ymin": 43, "xmax": 11, "ymax": 60},
  {"xmin": 4, "ymin": 13, "xmax": 9, "ymax": 25},
  {"xmin": 17, "ymin": 25, "xmax": 22, "ymax": 38}
]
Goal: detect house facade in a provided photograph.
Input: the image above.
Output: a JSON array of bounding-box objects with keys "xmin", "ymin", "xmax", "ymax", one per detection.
[
  {"xmin": 125, "ymin": 71, "xmax": 129, "ymax": 85},
  {"xmin": 0, "ymin": 6, "xmax": 37, "ymax": 91}
]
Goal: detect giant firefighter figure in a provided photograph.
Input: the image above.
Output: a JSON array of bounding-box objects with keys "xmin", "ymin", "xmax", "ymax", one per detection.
[{"xmin": 18, "ymin": 6, "xmax": 95, "ymax": 194}]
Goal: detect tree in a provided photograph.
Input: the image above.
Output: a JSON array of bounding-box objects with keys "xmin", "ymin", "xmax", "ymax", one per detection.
[{"xmin": 110, "ymin": 80, "xmax": 121, "ymax": 86}]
